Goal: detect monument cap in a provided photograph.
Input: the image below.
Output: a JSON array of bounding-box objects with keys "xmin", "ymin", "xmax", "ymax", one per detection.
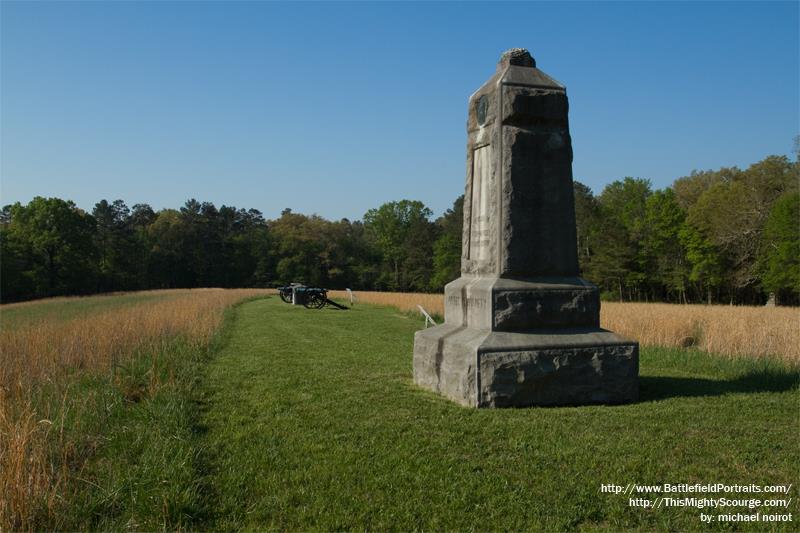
[{"xmin": 497, "ymin": 48, "xmax": 536, "ymax": 70}]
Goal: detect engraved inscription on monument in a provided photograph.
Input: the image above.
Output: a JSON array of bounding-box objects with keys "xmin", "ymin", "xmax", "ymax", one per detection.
[
  {"xmin": 446, "ymin": 294, "xmax": 487, "ymax": 310},
  {"xmin": 468, "ymin": 145, "xmax": 491, "ymax": 262}
]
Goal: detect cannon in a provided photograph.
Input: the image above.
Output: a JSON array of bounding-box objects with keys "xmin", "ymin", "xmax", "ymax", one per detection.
[
  {"xmin": 278, "ymin": 283, "xmax": 301, "ymax": 304},
  {"xmin": 276, "ymin": 284, "xmax": 347, "ymax": 310}
]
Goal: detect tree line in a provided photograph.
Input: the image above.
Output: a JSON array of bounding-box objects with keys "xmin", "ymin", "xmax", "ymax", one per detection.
[
  {"xmin": 1, "ymin": 153, "xmax": 797, "ymax": 305},
  {"xmin": 575, "ymin": 155, "xmax": 798, "ymax": 305}
]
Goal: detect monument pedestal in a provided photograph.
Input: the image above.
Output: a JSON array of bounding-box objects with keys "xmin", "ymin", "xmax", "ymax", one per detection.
[
  {"xmin": 414, "ymin": 323, "xmax": 638, "ymax": 408},
  {"xmin": 412, "ymin": 49, "xmax": 638, "ymax": 407},
  {"xmin": 413, "ymin": 276, "xmax": 638, "ymax": 407}
]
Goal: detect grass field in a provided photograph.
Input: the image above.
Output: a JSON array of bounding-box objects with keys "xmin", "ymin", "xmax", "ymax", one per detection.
[
  {"xmin": 194, "ymin": 298, "xmax": 798, "ymax": 531},
  {"xmin": 0, "ymin": 290, "xmax": 177, "ymax": 328},
  {"xmin": 0, "ymin": 289, "xmax": 272, "ymax": 530},
  {"xmin": 2, "ymin": 292, "xmax": 798, "ymax": 531}
]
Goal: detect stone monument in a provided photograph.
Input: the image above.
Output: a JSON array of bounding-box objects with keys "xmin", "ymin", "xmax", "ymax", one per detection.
[{"xmin": 413, "ymin": 49, "xmax": 639, "ymax": 407}]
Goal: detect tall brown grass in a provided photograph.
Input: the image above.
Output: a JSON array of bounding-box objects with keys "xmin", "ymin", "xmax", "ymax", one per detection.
[
  {"xmin": 330, "ymin": 290, "xmax": 800, "ymax": 364},
  {"xmin": 600, "ymin": 301, "xmax": 799, "ymax": 362},
  {"xmin": 328, "ymin": 290, "xmax": 444, "ymax": 318},
  {"xmin": 0, "ymin": 288, "xmax": 271, "ymax": 531}
]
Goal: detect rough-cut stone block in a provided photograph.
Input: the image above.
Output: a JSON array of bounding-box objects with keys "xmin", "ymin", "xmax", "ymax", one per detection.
[
  {"xmin": 493, "ymin": 288, "xmax": 599, "ymax": 331},
  {"xmin": 502, "ymin": 128, "xmax": 578, "ymax": 277},
  {"xmin": 443, "ymin": 277, "xmax": 600, "ymax": 332},
  {"xmin": 502, "ymin": 87, "xmax": 568, "ymax": 126},
  {"xmin": 413, "ymin": 326, "xmax": 638, "ymax": 408},
  {"xmin": 413, "ymin": 325, "xmax": 484, "ymax": 406},
  {"xmin": 478, "ymin": 343, "xmax": 638, "ymax": 407}
]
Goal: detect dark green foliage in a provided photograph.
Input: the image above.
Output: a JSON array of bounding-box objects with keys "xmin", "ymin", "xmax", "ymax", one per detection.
[
  {"xmin": 672, "ymin": 166, "xmax": 738, "ymax": 211},
  {"xmin": 2, "ymin": 198, "xmax": 273, "ymax": 300},
  {"xmin": 760, "ymin": 192, "xmax": 800, "ymax": 301},
  {"xmin": 683, "ymin": 155, "xmax": 798, "ymax": 303},
  {"xmin": 573, "ymin": 181, "xmax": 599, "ymax": 275},
  {"xmin": 1, "ymin": 153, "xmax": 798, "ymax": 305},
  {"xmin": 93, "ymin": 199, "xmax": 144, "ymax": 292},
  {"xmin": 268, "ymin": 209, "xmax": 379, "ymax": 289},
  {"xmin": 576, "ymin": 154, "xmax": 799, "ymax": 304},
  {"xmin": 679, "ymin": 224, "xmax": 724, "ymax": 304},
  {"xmin": 147, "ymin": 208, "xmax": 194, "ymax": 288},
  {"xmin": 2, "ymin": 197, "xmax": 97, "ymax": 300},
  {"xmin": 641, "ymin": 189, "xmax": 690, "ymax": 302},
  {"xmin": 586, "ymin": 178, "xmax": 652, "ymax": 301},
  {"xmin": 363, "ymin": 200, "xmax": 436, "ymax": 291},
  {"xmin": 430, "ymin": 195, "xmax": 463, "ymax": 291}
]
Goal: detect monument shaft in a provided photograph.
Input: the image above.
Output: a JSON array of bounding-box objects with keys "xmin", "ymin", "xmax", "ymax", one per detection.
[{"xmin": 413, "ymin": 49, "xmax": 639, "ymax": 407}]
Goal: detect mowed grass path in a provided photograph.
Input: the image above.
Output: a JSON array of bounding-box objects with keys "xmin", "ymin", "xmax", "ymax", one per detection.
[{"xmin": 198, "ymin": 298, "xmax": 798, "ymax": 531}]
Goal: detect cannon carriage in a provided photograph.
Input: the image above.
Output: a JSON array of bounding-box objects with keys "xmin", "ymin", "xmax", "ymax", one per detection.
[{"xmin": 277, "ymin": 284, "xmax": 346, "ymax": 310}]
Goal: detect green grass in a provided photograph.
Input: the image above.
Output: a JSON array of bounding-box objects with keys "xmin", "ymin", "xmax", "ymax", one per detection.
[
  {"xmin": 193, "ymin": 298, "xmax": 799, "ymax": 531},
  {"xmin": 18, "ymin": 297, "xmax": 241, "ymax": 531},
  {"xmin": 27, "ymin": 337, "xmax": 211, "ymax": 531},
  {"xmin": 0, "ymin": 291, "xmax": 172, "ymax": 328},
  {"xmin": 22, "ymin": 293, "xmax": 795, "ymax": 530}
]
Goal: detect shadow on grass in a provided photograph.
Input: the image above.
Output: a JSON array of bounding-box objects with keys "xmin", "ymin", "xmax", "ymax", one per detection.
[{"xmin": 639, "ymin": 368, "xmax": 799, "ymax": 402}]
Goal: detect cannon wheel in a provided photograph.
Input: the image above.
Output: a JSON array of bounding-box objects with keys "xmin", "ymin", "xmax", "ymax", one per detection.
[
  {"xmin": 305, "ymin": 292, "xmax": 326, "ymax": 309},
  {"xmin": 279, "ymin": 289, "xmax": 292, "ymax": 303}
]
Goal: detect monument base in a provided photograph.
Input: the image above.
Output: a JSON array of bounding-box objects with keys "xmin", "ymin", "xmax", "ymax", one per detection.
[{"xmin": 413, "ymin": 325, "xmax": 638, "ymax": 407}]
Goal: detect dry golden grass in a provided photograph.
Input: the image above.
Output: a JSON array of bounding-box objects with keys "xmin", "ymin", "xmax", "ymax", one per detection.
[
  {"xmin": 328, "ymin": 290, "xmax": 444, "ymax": 317},
  {"xmin": 331, "ymin": 290, "xmax": 800, "ymax": 364},
  {"xmin": 1, "ymin": 289, "xmax": 271, "ymax": 393},
  {"xmin": 0, "ymin": 288, "xmax": 272, "ymax": 531},
  {"xmin": 600, "ymin": 301, "xmax": 800, "ymax": 362}
]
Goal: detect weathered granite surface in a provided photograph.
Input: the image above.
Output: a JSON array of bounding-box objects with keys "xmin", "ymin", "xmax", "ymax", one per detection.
[
  {"xmin": 414, "ymin": 325, "xmax": 638, "ymax": 407},
  {"xmin": 413, "ymin": 49, "xmax": 639, "ymax": 407}
]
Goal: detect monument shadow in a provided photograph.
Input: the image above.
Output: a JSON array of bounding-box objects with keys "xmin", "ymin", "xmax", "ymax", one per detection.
[{"xmin": 638, "ymin": 368, "xmax": 799, "ymax": 403}]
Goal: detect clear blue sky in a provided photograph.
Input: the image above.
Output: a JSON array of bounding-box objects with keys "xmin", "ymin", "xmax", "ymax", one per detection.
[{"xmin": 1, "ymin": 1, "xmax": 797, "ymax": 221}]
